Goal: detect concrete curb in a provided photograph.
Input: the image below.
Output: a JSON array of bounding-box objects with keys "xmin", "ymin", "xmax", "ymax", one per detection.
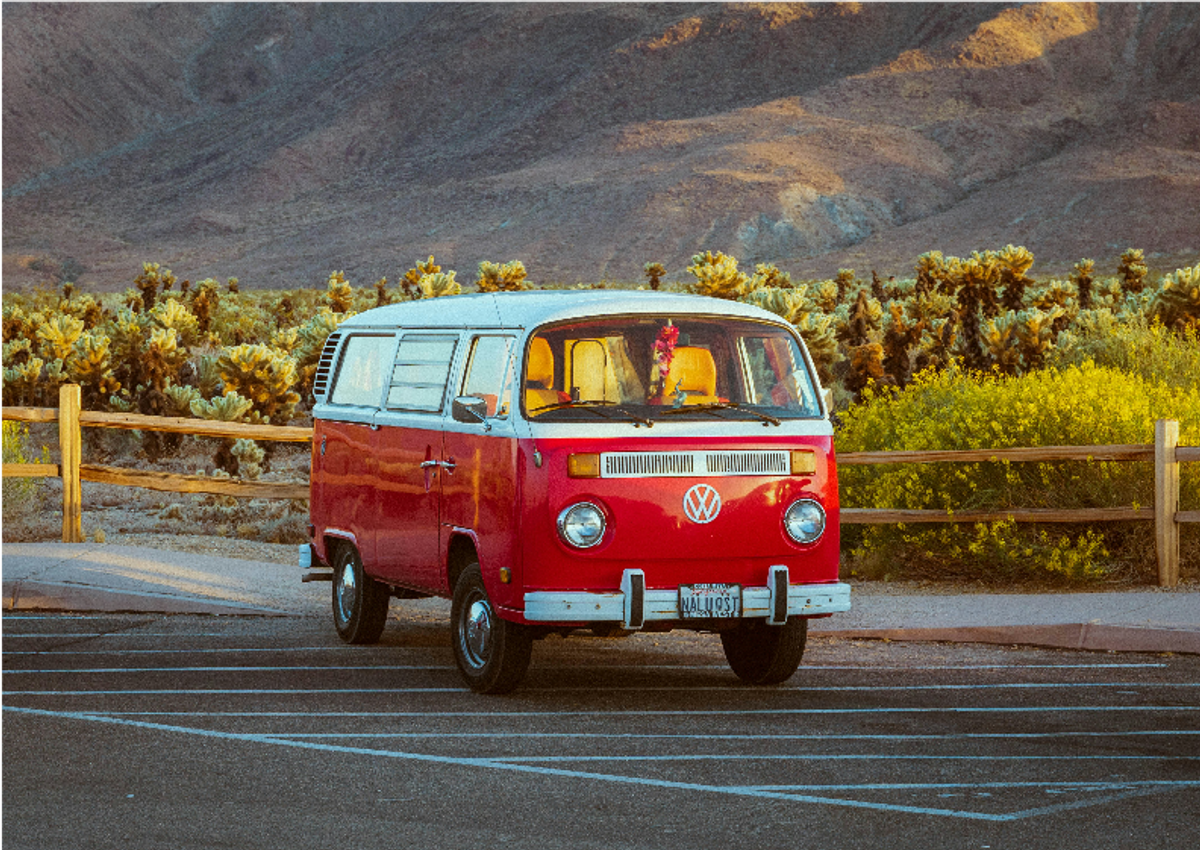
[{"xmin": 3, "ymin": 580, "xmax": 293, "ymax": 617}]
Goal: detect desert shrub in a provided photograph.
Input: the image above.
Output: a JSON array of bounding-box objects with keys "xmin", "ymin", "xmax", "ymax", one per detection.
[
  {"xmin": 1049, "ymin": 314, "xmax": 1200, "ymax": 392},
  {"xmin": 2, "ymin": 421, "xmax": 51, "ymax": 525},
  {"xmin": 836, "ymin": 362, "xmax": 1200, "ymax": 582}
]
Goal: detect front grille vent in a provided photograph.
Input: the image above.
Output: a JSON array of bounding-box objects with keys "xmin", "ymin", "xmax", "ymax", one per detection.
[{"xmin": 600, "ymin": 450, "xmax": 789, "ymax": 479}]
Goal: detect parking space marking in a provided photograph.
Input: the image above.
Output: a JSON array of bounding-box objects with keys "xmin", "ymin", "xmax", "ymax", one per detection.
[
  {"xmin": 9, "ymin": 682, "xmax": 1197, "ymax": 697},
  {"xmin": 55, "ymin": 705, "xmax": 1200, "ymax": 717},
  {"xmin": 6, "ymin": 704, "xmax": 1196, "ymax": 823},
  {"xmin": 276, "ymin": 730, "xmax": 1200, "ymax": 741}
]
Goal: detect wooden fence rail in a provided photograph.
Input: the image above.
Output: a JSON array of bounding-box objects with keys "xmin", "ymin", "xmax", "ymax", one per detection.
[{"xmin": 3, "ymin": 385, "xmax": 1195, "ymax": 586}]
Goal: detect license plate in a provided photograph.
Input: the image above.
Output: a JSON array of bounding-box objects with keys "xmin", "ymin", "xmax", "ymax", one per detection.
[{"xmin": 679, "ymin": 583, "xmax": 742, "ymax": 619}]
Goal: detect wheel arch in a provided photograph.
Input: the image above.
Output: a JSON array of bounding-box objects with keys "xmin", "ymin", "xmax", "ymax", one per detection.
[{"xmin": 446, "ymin": 531, "xmax": 480, "ymax": 596}]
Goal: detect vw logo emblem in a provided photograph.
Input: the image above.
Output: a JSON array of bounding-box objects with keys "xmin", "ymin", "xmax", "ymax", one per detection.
[{"xmin": 682, "ymin": 484, "xmax": 722, "ymax": 524}]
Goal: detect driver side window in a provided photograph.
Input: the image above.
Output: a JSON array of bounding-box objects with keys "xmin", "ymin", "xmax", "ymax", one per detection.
[{"xmin": 461, "ymin": 335, "xmax": 516, "ymax": 418}]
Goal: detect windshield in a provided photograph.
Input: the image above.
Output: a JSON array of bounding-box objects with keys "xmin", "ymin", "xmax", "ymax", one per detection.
[{"xmin": 522, "ymin": 315, "xmax": 822, "ymax": 423}]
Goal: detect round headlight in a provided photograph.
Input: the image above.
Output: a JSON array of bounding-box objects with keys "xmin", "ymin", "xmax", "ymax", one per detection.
[
  {"xmin": 557, "ymin": 502, "xmax": 607, "ymax": 549},
  {"xmin": 784, "ymin": 499, "xmax": 826, "ymax": 545}
]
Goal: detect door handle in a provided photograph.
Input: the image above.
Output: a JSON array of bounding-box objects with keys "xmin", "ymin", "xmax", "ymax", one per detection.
[{"xmin": 420, "ymin": 459, "xmax": 456, "ymax": 472}]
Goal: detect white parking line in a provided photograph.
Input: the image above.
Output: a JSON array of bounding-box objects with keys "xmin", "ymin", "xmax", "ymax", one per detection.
[
  {"xmin": 56, "ymin": 705, "xmax": 1200, "ymax": 717},
  {"xmin": 5, "ymin": 705, "xmax": 1194, "ymax": 823},
  {"xmin": 276, "ymin": 730, "xmax": 1200, "ymax": 741},
  {"xmin": 7, "ymin": 681, "xmax": 1196, "ymax": 695}
]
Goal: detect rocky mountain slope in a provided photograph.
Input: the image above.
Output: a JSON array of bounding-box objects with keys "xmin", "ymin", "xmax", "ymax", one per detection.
[{"xmin": 3, "ymin": 2, "xmax": 1198, "ymax": 291}]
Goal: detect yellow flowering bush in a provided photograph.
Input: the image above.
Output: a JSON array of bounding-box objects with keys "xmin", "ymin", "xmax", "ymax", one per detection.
[{"xmin": 837, "ymin": 362, "xmax": 1200, "ymax": 581}]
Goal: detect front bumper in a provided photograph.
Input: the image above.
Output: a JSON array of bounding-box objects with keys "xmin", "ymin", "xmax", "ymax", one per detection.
[{"xmin": 524, "ymin": 566, "xmax": 850, "ymax": 630}]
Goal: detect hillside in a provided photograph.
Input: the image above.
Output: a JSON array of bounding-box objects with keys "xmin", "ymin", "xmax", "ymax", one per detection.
[{"xmin": 3, "ymin": 1, "xmax": 1198, "ymax": 291}]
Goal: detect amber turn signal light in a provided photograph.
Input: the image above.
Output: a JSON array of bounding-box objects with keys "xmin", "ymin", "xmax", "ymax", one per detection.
[
  {"xmin": 567, "ymin": 453, "xmax": 601, "ymax": 478},
  {"xmin": 790, "ymin": 449, "xmax": 817, "ymax": 475}
]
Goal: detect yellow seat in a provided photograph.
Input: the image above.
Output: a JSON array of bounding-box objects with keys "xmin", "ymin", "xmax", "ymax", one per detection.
[
  {"xmin": 525, "ymin": 337, "xmax": 561, "ymax": 411},
  {"xmin": 565, "ymin": 339, "xmax": 616, "ymax": 403},
  {"xmin": 663, "ymin": 346, "xmax": 719, "ymax": 406}
]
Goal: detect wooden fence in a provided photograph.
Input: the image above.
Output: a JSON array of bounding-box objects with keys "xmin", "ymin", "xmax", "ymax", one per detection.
[{"xmin": 3, "ymin": 385, "xmax": 1196, "ymax": 586}]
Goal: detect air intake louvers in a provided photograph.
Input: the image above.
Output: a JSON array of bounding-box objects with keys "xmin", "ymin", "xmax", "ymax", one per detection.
[{"xmin": 311, "ymin": 332, "xmax": 343, "ymax": 401}]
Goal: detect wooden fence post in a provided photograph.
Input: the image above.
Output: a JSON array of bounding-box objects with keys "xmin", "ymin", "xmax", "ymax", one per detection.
[
  {"xmin": 1155, "ymin": 419, "xmax": 1180, "ymax": 588},
  {"xmin": 59, "ymin": 384, "xmax": 84, "ymax": 543}
]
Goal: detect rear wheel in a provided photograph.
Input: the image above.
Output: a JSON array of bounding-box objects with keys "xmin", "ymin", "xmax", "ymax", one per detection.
[
  {"xmin": 451, "ymin": 563, "xmax": 532, "ymax": 694},
  {"xmin": 721, "ymin": 617, "xmax": 807, "ymax": 685},
  {"xmin": 331, "ymin": 543, "xmax": 389, "ymax": 644}
]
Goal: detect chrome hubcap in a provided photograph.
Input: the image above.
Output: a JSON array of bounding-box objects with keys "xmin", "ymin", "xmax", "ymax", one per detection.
[
  {"xmin": 336, "ymin": 562, "xmax": 357, "ymax": 623},
  {"xmin": 462, "ymin": 596, "xmax": 493, "ymax": 669}
]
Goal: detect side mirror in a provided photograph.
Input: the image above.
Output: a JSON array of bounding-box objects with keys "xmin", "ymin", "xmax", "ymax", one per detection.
[{"xmin": 452, "ymin": 395, "xmax": 491, "ymax": 429}]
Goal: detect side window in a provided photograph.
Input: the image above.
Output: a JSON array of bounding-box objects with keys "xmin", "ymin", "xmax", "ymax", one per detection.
[
  {"xmin": 461, "ymin": 336, "xmax": 516, "ymax": 418},
  {"xmin": 387, "ymin": 334, "xmax": 458, "ymax": 411},
  {"xmin": 329, "ymin": 335, "xmax": 394, "ymax": 407}
]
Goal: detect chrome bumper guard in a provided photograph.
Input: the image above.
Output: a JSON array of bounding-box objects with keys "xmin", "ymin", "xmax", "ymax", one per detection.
[{"xmin": 524, "ymin": 567, "xmax": 851, "ymax": 631}]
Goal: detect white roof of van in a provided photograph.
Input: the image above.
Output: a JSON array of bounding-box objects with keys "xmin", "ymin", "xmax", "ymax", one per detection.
[{"xmin": 338, "ymin": 290, "xmax": 785, "ymax": 330}]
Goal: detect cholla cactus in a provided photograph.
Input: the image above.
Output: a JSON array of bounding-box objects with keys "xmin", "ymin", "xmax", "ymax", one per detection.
[
  {"xmin": 644, "ymin": 262, "xmax": 666, "ymax": 291},
  {"xmin": 270, "ymin": 326, "xmax": 300, "ymax": 353},
  {"xmin": 163, "ymin": 383, "xmax": 201, "ymax": 416},
  {"xmin": 687, "ymin": 251, "xmax": 749, "ymax": 300},
  {"xmin": 230, "ymin": 438, "xmax": 265, "ymax": 480},
  {"xmin": 793, "ymin": 312, "xmax": 838, "ymax": 386},
  {"xmin": 997, "ymin": 244, "xmax": 1035, "ymax": 312},
  {"xmin": 419, "ymin": 271, "xmax": 461, "ymax": 298},
  {"xmin": 982, "ymin": 313, "xmax": 1022, "ymax": 375},
  {"xmin": 134, "ymin": 262, "xmax": 176, "ymax": 312},
  {"xmin": 751, "ymin": 263, "xmax": 793, "ymax": 290},
  {"xmin": 1117, "ymin": 248, "xmax": 1148, "ymax": 295},
  {"xmin": 741, "ymin": 286, "xmax": 810, "ymax": 325},
  {"xmin": 402, "ymin": 256, "xmax": 441, "ymax": 300},
  {"xmin": 475, "ymin": 260, "xmax": 529, "ymax": 292},
  {"xmin": 811, "ymin": 279, "xmax": 840, "ymax": 312},
  {"xmin": 143, "ymin": 327, "xmax": 187, "ymax": 391},
  {"xmin": 1014, "ymin": 306, "xmax": 1066, "ymax": 371},
  {"xmin": 66, "ymin": 331, "xmax": 121, "ymax": 405},
  {"xmin": 190, "ymin": 391, "xmax": 254, "ymax": 422},
  {"xmin": 35, "ymin": 313, "xmax": 84, "ymax": 361},
  {"xmin": 1152, "ymin": 262, "xmax": 1200, "ymax": 331},
  {"xmin": 374, "ymin": 277, "xmax": 391, "ymax": 307},
  {"xmin": 326, "ymin": 271, "xmax": 354, "ymax": 312},
  {"xmin": 217, "ymin": 343, "xmax": 301, "ymax": 424},
  {"xmin": 190, "ymin": 279, "xmax": 221, "ymax": 334},
  {"xmin": 1070, "ymin": 259, "xmax": 1095, "ymax": 309},
  {"xmin": 2, "ymin": 343, "xmax": 45, "ymax": 406},
  {"xmin": 150, "ymin": 298, "xmax": 200, "ymax": 348},
  {"xmin": 881, "ymin": 302, "xmax": 925, "ymax": 388},
  {"xmin": 914, "ymin": 251, "xmax": 948, "ymax": 296}
]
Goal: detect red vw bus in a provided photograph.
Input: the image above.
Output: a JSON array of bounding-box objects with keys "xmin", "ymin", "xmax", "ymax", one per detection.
[{"xmin": 304, "ymin": 291, "xmax": 849, "ymax": 692}]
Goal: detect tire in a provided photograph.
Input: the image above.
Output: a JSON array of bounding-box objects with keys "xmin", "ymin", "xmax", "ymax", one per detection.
[
  {"xmin": 720, "ymin": 617, "xmax": 807, "ymax": 685},
  {"xmin": 451, "ymin": 563, "xmax": 532, "ymax": 694},
  {"xmin": 331, "ymin": 543, "xmax": 389, "ymax": 644}
]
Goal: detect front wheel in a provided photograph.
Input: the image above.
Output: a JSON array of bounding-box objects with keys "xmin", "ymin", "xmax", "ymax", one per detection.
[
  {"xmin": 331, "ymin": 543, "xmax": 389, "ymax": 644},
  {"xmin": 451, "ymin": 564, "xmax": 532, "ymax": 694},
  {"xmin": 721, "ymin": 617, "xmax": 807, "ymax": 685}
]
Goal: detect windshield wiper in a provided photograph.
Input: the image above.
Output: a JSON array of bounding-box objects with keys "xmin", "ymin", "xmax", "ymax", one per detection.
[
  {"xmin": 658, "ymin": 402, "xmax": 781, "ymax": 426},
  {"xmin": 530, "ymin": 399, "xmax": 654, "ymax": 427}
]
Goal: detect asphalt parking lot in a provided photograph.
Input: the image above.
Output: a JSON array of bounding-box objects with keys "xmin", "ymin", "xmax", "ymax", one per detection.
[{"xmin": 4, "ymin": 611, "xmax": 1199, "ymax": 850}]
